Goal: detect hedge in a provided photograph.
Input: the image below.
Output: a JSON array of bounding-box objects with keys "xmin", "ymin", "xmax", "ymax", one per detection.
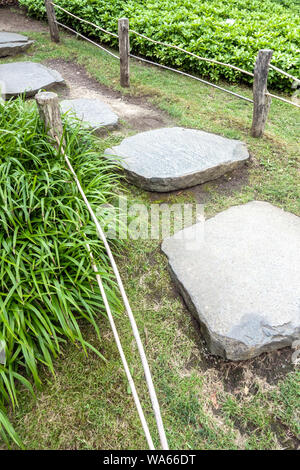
[{"xmin": 19, "ymin": 0, "xmax": 300, "ymax": 91}]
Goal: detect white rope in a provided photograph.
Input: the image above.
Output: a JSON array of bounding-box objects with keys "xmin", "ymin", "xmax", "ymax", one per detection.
[
  {"xmin": 56, "ymin": 137, "xmax": 169, "ymax": 451},
  {"xmin": 55, "ymin": 21, "xmax": 119, "ymax": 59},
  {"xmin": 269, "ymin": 64, "xmax": 300, "ymax": 83},
  {"xmin": 130, "ymin": 53, "xmax": 253, "ymax": 103},
  {"xmin": 265, "ymin": 92, "xmax": 300, "ymax": 108},
  {"xmin": 129, "ymin": 29, "xmax": 254, "ymax": 77},
  {"xmin": 52, "ymin": 2, "xmax": 118, "ymax": 38},
  {"xmin": 87, "ymin": 243, "xmax": 155, "ymax": 450}
]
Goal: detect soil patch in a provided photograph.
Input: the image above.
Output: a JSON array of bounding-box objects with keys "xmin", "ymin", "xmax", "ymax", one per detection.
[
  {"xmin": 0, "ymin": 6, "xmax": 47, "ymax": 33},
  {"xmin": 44, "ymin": 58, "xmax": 173, "ymax": 133}
]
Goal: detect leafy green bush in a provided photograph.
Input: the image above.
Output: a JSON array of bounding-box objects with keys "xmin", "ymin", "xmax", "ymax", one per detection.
[
  {"xmin": 0, "ymin": 97, "xmax": 121, "ymax": 446},
  {"xmin": 270, "ymin": 0, "xmax": 300, "ymax": 12},
  {"xmin": 19, "ymin": 0, "xmax": 300, "ymax": 91}
]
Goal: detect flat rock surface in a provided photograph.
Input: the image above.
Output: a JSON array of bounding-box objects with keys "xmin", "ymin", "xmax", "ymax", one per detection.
[
  {"xmin": 162, "ymin": 201, "xmax": 300, "ymax": 360},
  {"xmin": 60, "ymin": 98, "xmax": 118, "ymax": 131},
  {"xmin": 0, "ymin": 62, "xmax": 64, "ymax": 98},
  {"xmin": 105, "ymin": 127, "xmax": 249, "ymax": 192},
  {"xmin": 0, "ymin": 32, "xmax": 28, "ymax": 43},
  {"xmin": 0, "ymin": 32, "xmax": 33, "ymax": 57}
]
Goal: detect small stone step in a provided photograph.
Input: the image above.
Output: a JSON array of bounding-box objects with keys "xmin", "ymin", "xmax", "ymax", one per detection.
[
  {"xmin": 60, "ymin": 98, "xmax": 118, "ymax": 132},
  {"xmin": 0, "ymin": 32, "xmax": 34, "ymax": 57},
  {"xmin": 0, "ymin": 32, "xmax": 29, "ymax": 44},
  {"xmin": 104, "ymin": 127, "xmax": 249, "ymax": 192},
  {"xmin": 162, "ymin": 201, "xmax": 300, "ymax": 360},
  {"xmin": 0, "ymin": 62, "xmax": 64, "ymax": 98}
]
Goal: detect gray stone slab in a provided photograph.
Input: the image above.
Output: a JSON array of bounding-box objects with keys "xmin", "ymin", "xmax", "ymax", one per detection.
[
  {"xmin": 104, "ymin": 127, "xmax": 249, "ymax": 192},
  {"xmin": 0, "ymin": 41, "xmax": 34, "ymax": 58},
  {"xmin": 0, "ymin": 32, "xmax": 28, "ymax": 44},
  {"xmin": 0, "ymin": 32, "xmax": 34, "ymax": 57},
  {"xmin": 60, "ymin": 98, "xmax": 118, "ymax": 131},
  {"xmin": 162, "ymin": 201, "xmax": 300, "ymax": 360},
  {"xmin": 0, "ymin": 62, "xmax": 64, "ymax": 98}
]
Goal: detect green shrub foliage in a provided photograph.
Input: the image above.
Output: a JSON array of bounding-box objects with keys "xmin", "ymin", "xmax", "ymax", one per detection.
[{"xmin": 19, "ymin": 0, "xmax": 300, "ymax": 91}]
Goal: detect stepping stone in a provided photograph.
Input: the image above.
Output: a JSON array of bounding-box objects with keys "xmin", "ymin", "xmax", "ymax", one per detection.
[
  {"xmin": 104, "ymin": 127, "xmax": 249, "ymax": 192},
  {"xmin": 60, "ymin": 98, "xmax": 118, "ymax": 132},
  {"xmin": 162, "ymin": 201, "xmax": 300, "ymax": 361},
  {"xmin": 0, "ymin": 62, "xmax": 64, "ymax": 98},
  {"xmin": 0, "ymin": 32, "xmax": 34, "ymax": 57}
]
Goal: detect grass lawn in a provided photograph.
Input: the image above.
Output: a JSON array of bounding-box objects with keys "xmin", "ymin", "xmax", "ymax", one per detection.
[{"xmin": 0, "ymin": 24, "xmax": 299, "ymax": 450}]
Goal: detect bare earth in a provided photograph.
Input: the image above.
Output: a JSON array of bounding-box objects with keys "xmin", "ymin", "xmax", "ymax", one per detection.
[
  {"xmin": 0, "ymin": 6, "xmax": 47, "ymax": 32},
  {"xmin": 45, "ymin": 58, "xmax": 172, "ymax": 133}
]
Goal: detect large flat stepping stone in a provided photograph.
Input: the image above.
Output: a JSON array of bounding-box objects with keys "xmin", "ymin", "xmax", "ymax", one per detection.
[
  {"xmin": 104, "ymin": 127, "xmax": 249, "ymax": 192},
  {"xmin": 60, "ymin": 98, "xmax": 118, "ymax": 132},
  {"xmin": 0, "ymin": 32, "xmax": 34, "ymax": 57},
  {"xmin": 0, "ymin": 62, "xmax": 64, "ymax": 98},
  {"xmin": 162, "ymin": 201, "xmax": 300, "ymax": 360}
]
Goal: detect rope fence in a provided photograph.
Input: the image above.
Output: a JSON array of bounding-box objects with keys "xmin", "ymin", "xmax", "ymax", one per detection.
[{"xmin": 46, "ymin": 0, "xmax": 299, "ymax": 136}]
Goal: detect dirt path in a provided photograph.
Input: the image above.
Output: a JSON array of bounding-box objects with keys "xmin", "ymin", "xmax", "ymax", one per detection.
[
  {"xmin": 45, "ymin": 59, "xmax": 172, "ymax": 133},
  {"xmin": 0, "ymin": 6, "xmax": 47, "ymax": 32}
]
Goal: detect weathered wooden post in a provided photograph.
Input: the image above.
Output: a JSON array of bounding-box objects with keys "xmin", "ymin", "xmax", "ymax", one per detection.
[
  {"xmin": 118, "ymin": 18, "xmax": 130, "ymax": 88},
  {"xmin": 35, "ymin": 91, "xmax": 64, "ymax": 148},
  {"xmin": 45, "ymin": 0, "xmax": 60, "ymax": 43},
  {"xmin": 251, "ymin": 49, "xmax": 273, "ymax": 138}
]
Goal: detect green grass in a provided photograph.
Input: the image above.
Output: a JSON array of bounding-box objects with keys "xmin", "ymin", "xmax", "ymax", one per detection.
[
  {"xmin": 0, "ymin": 97, "xmax": 123, "ymax": 447},
  {"xmin": 0, "ymin": 26, "xmax": 299, "ymax": 450}
]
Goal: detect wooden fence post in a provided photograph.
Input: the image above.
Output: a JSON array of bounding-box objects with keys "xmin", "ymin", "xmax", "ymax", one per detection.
[
  {"xmin": 45, "ymin": 0, "xmax": 60, "ymax": 43},
  {"xmin": 118, "ymin": 18, "xmax": 130, "ymax": 88},
  {"xmin": 251, "ymin": 49, "xmax": 273, "ymax": 138},
  {"xmin": 35, "ymin": 91, "xmax": 64, "ymax": 148}
]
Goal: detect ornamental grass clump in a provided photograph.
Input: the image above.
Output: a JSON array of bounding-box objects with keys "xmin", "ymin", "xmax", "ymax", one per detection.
[{"xmin": 0, "ymin": 97, "xmax": 122, "ymax": 446}]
